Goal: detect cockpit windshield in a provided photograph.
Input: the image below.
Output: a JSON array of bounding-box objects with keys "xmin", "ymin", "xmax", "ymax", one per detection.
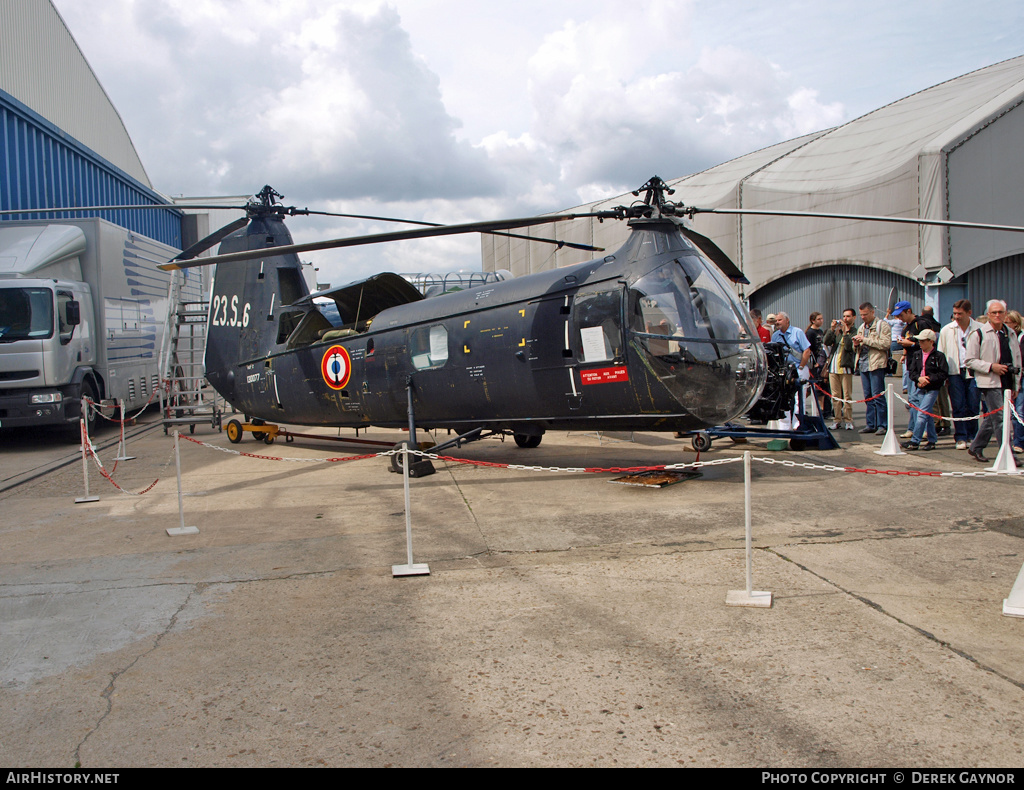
[{"xmin": 630, "ymin": 255, "xmax": 764, "ymax": 422}]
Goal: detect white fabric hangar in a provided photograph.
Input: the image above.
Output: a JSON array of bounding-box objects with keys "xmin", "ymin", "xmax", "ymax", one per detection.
[{"xmin": 483, "ymin": 55, "xmax": 1024, "ymax": 322}]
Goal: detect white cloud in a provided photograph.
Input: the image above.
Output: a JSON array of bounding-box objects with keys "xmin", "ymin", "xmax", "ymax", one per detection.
[
  {"xmin": 50, "ymin": 0, "xmax": 862, "ymax": 282},
  {"xmin": 56, "ymin": 0, "xmax": 499, "ymax": 202}
]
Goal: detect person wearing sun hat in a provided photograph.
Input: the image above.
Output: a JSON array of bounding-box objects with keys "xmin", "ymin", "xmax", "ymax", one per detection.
[{"xmin": 900, "ymin": 328, "xmax": 948, "ymax": 450}]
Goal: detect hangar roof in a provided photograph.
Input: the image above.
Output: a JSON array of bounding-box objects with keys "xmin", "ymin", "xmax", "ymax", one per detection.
[
  {"xmin": 0, "ymin": 0, "xmax": 152, "ymax": 187},
  {"xmin": 484, "ymin": 55, "xmax": 1024, "ymax": 293}
]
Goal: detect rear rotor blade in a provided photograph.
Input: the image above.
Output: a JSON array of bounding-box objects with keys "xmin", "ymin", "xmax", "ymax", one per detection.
[
  {"xmin": 173, "ymin": 217, "xmax": 250, "ymax": 261},
  {"xmin": 300, "ymin": 210, "xmax": 603, "ymax": 252},
  {"xmin": 0, "ymin": 203, "xmax": 248, "ymax": 216},
  {"xmin": 159, "ymin": 211, "xmax": 620, "ymax": 270}
]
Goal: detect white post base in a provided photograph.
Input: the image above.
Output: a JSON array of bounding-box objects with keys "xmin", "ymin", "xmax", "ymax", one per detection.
[
  {"xmin": 166, "ymin": 526, "xmax": 200, "ymax": 536},
  {"xmin": 392, "ymin": 563, "xmax": 430, "ymax": 577},
  {"xmin": 726, "ymin": 590, "xmax": 773, "ymax": 608}
]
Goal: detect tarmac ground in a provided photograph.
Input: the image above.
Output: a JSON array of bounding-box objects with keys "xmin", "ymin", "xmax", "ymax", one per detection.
[{"xmin": 2, "ymin": 388, "xmax": 1024, "ymax": 768}]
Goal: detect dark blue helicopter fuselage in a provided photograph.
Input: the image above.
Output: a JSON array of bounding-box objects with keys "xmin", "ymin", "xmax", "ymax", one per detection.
[{"xmin": 203, "ymin": 213, "xmax": 766, "ymax": 437}]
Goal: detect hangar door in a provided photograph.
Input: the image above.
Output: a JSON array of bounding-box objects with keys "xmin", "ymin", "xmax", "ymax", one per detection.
[{"xmin": 750, "ymin": 264, "xmax": 923, "ymax": 325}]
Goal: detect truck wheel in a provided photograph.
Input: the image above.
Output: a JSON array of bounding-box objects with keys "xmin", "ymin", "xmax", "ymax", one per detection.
[{"xmin": 81, "ymin": 380, "xmax": 98, "ymax": 437}]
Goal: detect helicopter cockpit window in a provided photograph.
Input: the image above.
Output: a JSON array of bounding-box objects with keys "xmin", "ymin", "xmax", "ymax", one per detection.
[
  {"xmin": 631, "ymin": 257, "xmax": 750, "ymax": 362},
  {"xmin": 410, "ymin": 325, "xmax": 449, "ymax": 370},
  {"xmin": 628, "ymin": 255, "xmax": 764, "ymax": 423}
]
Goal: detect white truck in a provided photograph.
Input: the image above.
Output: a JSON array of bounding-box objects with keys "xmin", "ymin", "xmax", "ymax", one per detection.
[{"xmin": 0, "ymin": 217, "xmax": 200, "ymax": 436}]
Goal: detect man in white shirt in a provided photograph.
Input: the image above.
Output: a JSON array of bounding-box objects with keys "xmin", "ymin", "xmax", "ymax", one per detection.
[{"xmin": 937, "ymin": 299, "xmax": 981, "ymax": 450}]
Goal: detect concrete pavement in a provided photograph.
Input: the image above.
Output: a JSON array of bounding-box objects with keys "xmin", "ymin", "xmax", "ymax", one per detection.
[{"xmin": 1, "ymin": 408, "xmax": 1023, "ymax": 767}]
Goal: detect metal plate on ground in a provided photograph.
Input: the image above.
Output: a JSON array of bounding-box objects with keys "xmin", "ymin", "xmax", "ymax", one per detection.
[{"xmin": 608, "ymin": 469, "xmax": 702, "ymax": 488}]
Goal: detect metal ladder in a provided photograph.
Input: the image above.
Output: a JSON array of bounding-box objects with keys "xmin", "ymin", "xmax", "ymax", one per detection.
[{"xmin": 159, "ymin": 286, "xmax": 223, "ymax": 435}]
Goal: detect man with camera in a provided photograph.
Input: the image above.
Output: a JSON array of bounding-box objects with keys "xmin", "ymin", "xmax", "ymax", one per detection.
[{"xmin": 964, "ymin": 299, "xmax": 1022, "ymax": 463}]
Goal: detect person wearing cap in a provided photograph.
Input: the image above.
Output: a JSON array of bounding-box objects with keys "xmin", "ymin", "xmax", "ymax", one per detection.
[
  {"xmin": 894, "ymin": 301, "xmax": 937, "ymax": 441},
  {"xmin": 964, "ymin": 299, "xmax": 1022, "ymax": 463},
  {"xmin": 900, "ymin": 328, "xmax": 948, "ymax": 450},
  {"xmin": 766, "ymin": 313, "xmax": 777, "ymax": 336}
]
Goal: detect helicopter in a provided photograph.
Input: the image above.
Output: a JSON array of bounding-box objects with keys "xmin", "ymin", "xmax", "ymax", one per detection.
[
  {"xmin": 155, "ymin": 174, "xmax": 1024, "ymax": 473},
  {"xmin": 154, "ymin": 177, "xmax": 772, "ymax": 469}
]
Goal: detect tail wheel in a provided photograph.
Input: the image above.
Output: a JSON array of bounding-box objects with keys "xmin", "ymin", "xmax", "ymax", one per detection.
[{"xmin": 226, "ymin": 419, "xmax": 243, "ymax": 444}]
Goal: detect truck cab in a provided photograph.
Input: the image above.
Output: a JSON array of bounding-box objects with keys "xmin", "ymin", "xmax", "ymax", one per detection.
[{"xmin": 0, "ymin": 219, "xmax": 181, "ymax": 435}]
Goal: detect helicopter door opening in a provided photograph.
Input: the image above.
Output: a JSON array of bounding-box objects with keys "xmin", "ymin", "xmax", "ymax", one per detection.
[{"xmin": 571, "ymin": 286, "xmax": 636, "ymax": 409}]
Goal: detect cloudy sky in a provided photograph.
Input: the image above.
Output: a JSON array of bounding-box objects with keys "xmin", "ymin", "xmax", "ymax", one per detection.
[{"xmin": 52, "ymin": 0, "xmax": 1023, "ymax": 282}]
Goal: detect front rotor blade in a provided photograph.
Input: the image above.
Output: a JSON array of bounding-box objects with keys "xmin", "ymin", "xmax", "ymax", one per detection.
[
  {"xmin": 694, "ymin": 207, "xmax": 1024, "ymax": 234},
  {"xmin": 679, "ymin": 226, "xmax": 749, "ymax": 285},
  {"xmin": 158, "ymin": 211, "xmax": 619, "ymax": 270}
]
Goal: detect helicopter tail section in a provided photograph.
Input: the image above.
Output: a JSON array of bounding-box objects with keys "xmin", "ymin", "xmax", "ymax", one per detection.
[{"xmin": 203, "ymin": 212, "xmax": 310, "ymax": 405}]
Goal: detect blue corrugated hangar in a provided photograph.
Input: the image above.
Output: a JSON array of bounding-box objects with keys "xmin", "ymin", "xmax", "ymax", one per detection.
[
  {"xmin": 0, "ymin": 0, "xmax": 183, "ymax": 246},
  {"xmin": 483, "ymin": 57, "xmax": 1024, "ymax": 322}
]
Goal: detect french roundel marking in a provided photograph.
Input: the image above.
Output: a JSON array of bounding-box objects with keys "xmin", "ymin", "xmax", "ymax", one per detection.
[{"xmin": 321, "ymin": 345, "xmax": 351, "ymax": 390}]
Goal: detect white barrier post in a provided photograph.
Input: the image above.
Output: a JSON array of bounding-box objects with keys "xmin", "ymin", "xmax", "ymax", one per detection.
[
  {"xmin": 75, "ymin": 417, "xmax": 99, "ymax": 504},
  {"xmin": 988, "ymin": 390, "xmax": 1019, "ymax": 474},
  {"xmin": 1002, "ymin": 559, "xmax": 1024, "ymax": 617},
  {"xmin": 876, "ymin": 382, "xmax": 904, "ymax": 456},
  {"xmin": 114, "ymin": 399, "xmax": 136, "ymax": 462},
  {"xmin": 392, "ymin": 444, "xmax": 430, "ymax": 577},
  {"xmin": 726, "ymin": 452, "xmax": 771, "ymax": 608},
  {"xmin": 166, "ymin": 430, "xmax": 199, "ymax": 536}
]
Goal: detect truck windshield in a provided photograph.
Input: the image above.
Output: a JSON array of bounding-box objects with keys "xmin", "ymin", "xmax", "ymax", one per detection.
[{"xmin": 0, "ymin": 288, "xmax": 54, "ymax": 342}]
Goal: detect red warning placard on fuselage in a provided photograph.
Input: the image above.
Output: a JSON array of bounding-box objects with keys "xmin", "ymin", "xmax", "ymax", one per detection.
[
  {"xmin": 321, "ymin": 345, "xmax": 352, "ymax": 390},
  {"xmin": 580, "ymin": 366, "xmax": 629, "ymax": 385}
]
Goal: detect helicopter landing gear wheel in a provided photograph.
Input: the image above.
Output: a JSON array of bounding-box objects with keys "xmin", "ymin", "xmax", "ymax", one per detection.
[
  {"xmin": 390, "ymin": 441, "xmax": 409, "ymax": 474},
  {"xmin": 513, "ymin": 433, "xmax": 542, "ymax": 448},
  {"xmin": 691, "ymin": 432, "xmax": 712, "ymax": 452},
  {"xmin": 226, "ymin": 419, "xmax": 243, "ymax": 444}
]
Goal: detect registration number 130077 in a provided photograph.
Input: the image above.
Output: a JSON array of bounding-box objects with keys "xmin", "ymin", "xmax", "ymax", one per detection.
[{"xmin": 210, "ymin": 294, "xmax": 251, "ymax": 328}]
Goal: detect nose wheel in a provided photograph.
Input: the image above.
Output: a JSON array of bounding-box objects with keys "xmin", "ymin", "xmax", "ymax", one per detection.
[{"xmin": 691, "ymin": 432, "xmax": 712, "ymax": 452}]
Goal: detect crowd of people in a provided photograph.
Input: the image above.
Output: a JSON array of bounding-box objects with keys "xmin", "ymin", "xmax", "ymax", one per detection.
[{"xmin": 749, "ymin": 299, "xmax": 1023, "ymax": 461}]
